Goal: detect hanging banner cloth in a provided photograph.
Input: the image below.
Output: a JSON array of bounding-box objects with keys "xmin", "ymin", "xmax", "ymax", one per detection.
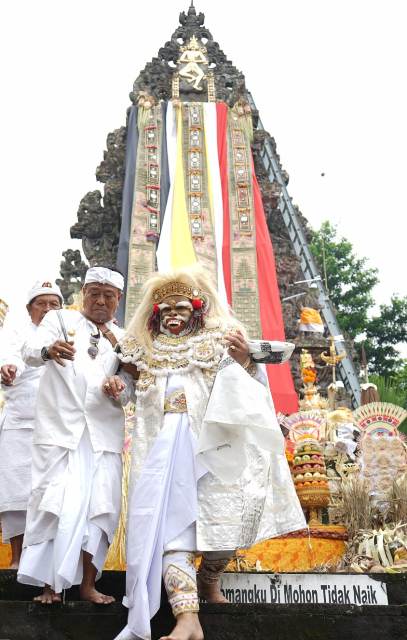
[
  {"xmin": 170, "ymin": 106, "xmax": 197, "ymax": 268},
  {"xmin": 252, "ymin": 161, "xmax": 298, "ymax": 414},
  {"xmin": 118, "ymin": 100, "xmax": 298, "ymax": 413},
  {"xmin": 225, "ymin": 104, "xmax": 262, "ymax": 338},
  {"xmin": 216, "ymin": 101, "xmax": 297, "ymax": 413},
  {"xmin": 156, "ymin": 101, "xmax": 177, "ymax": 273},
  {"xmin": 124, "ymin": 104, "xmax": 166, "ymax": 325},
  {"xmin": 116, "ymin": 105, "xmax": 138, "ymax": 325},
  {"xmin": 157, "ymin": 103, "xmax": 226, "ymax": 302},
  {"xmin": 203, "ymin": 104, "xmax": 228, "ymax": 306}
]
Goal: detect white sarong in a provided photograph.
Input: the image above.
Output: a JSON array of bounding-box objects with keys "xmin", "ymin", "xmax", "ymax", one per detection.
[
  {"xmin": 0, "ymin": 427, "xmax": 32, "ymax": 541},
  {"xmin": 1, "ymin": 510, "xmax": 27, "ymax": 543},
  {"xmin": 0, "ymin": 428, "xmax": 33, "ymax": 514},
  {"xmin": 116, "ymin": 374, "xmax": 206, "ymax": 640},
  {"xmin": 18, "ymin": 428, "xmax": 122, "ymax": 593}
]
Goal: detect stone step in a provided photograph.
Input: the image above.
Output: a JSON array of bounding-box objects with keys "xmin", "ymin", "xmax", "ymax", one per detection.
[
  {"xmin": 1, "ymin": 571, "xmax": 407, "ymax": 640},
  {"xmin": 0, "ymin": 570, "xmax": 126, "ymax": 602},
  {"xmin": 0, "ymin": 601, "xmax": 406, "ymax": 640}
]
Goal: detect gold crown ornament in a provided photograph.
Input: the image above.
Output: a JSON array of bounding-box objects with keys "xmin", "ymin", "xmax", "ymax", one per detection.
[{"xmin": 152, "ymin": 281, "xmax": 204, "ymax": 304}]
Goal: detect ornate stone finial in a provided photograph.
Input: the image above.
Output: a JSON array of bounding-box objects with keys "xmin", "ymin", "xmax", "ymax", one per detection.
[
  {"xmin": 129, "ymin": 3, "xmax": 246, "ymax": 104},
  {"xmin": 179, "ymin": 4, "xmax": 204, "ymax": 28}
]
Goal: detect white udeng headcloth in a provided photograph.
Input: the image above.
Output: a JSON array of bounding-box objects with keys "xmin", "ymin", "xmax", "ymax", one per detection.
[
  {"xmin": 27, "ymin": 281, "xmax": 63, "ymax": 304},
  {"xmin": 84, "ymin": 267, "xmax": 124, "ymax": 291}
]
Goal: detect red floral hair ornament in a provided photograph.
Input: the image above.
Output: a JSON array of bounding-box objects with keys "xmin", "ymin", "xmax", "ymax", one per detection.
[
  {"xmin": 190, "ymin": 296, "xmax": 206, "ymax": 332},
  {"xmin": 192, "ymin": 298, "xmax": 203, "ymax": 310},
  {"xmin": 148, "ymin": 303, "xmax": 161, "ymax": 333}
]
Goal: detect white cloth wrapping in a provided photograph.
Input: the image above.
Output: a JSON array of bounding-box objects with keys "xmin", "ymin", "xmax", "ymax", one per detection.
[
  {"xmin": 202, "ymin": 103, "xmax": 228, "ymax": 309},
  {"xmin": 18, "ymin": 428, "xmax": 122, "ymax": 592},
  {"xmin": 0, "ymin": 428, "xmax": 33, "ymax": 515},
  {"xmin": 1, "ymin": 511, "xmax": 26, "ymax": 543},
  {"xmin": 335, "ymin": 423, "xmax": 359, "ymax": 459},
  {"xmin": 116, "ymin": 374, "xmax": 206, "ymax": 640},
  {"xmin": 197, "ymin": 357, "xmax": 285, "ymax": 483},
  {"xmin": 0, "ymin": 320, "xmax": 41, "ymax": 527},
  {"xmin": 0, "ymin": 320, "xmax": 42, "ymax": 430},
  {"xmin": 22, "ymin": 309, "xmax": 130, "ymax": 453},
  {"xmin": 299, "ymin": 322, "xmax": 324, "ymax": 333},
  {"xmin": 118, "ymin": 331, "xmax": 306, "ymax": 640},
  {"xmin": 17, "ymin": 310, "xmax": 128, "ymax": 591},
  {"xmin": 26, "ymin": 282, "xmax": 63, "ymax": 305},
  {"xmin": 127, "ymin": 352, "xmax": 305, "ymax": 552},
  {"xmin": 84, "ymin": 267, "xmax": 124, "ymax": 292}
]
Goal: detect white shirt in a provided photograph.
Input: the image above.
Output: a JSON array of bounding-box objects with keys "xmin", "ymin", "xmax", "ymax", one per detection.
[
  {"xmin": 0, "ymin": 320, "xmax": 42, "ymax": 431},
  {"xmin": 22, "ymin": 309, "xmax": 128, "ymax": 453}
]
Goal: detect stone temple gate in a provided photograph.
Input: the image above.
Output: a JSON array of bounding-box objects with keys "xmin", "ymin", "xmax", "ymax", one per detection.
[{"xmin": 56, "ymin": 2, "xmax": 360, "ymax": 407}]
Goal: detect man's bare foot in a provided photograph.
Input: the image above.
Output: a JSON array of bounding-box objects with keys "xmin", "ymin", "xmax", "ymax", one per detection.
[
  {"xmin": 197, "ymin": 576, "xmax": 228, "ymax": 603},
  {"xmin": 159, "ymin": 612, "xmax": 204, "ymax": 640},
  {"xmin": 79, "ymin": 584, "xmax": 115, "ymax": 605},
  {"xmin": 33, "ymin": 586, "xmax": 62, "ymax": 604}
]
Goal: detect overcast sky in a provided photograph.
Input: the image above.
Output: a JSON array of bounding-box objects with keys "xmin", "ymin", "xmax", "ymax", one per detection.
[{"xmin": 1, "ymin": 0, "xmax": 406, "ymax": 326}]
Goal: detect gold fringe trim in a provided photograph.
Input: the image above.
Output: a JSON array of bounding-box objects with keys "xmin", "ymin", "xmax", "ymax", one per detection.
[{"xmin": 104, "ymin": 448, "xmax": 131, "ymax": 571}]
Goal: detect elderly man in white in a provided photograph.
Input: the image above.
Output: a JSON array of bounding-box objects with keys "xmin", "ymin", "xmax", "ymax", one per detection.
[
  {"xmin": 17, "ymin": 266, "xmax": 130, "ymax": 605},
  {"xmin": 0, "ymin": 281, "xmax": 63, "ymax": 569}
]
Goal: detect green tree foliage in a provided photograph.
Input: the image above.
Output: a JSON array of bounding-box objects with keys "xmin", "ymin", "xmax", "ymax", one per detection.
[
  {"xmin": 364, "ymin": 297, "xmax": 407, "ymax": 378},
  {"xmin": 310, "ymin": 221, "xmax": 407, "ymax": 378},
  {"xmin": 393, "ymin": 361, "xmax": 407, "ymax": 395},
  {"xmin": 370, "ymin": 374, "xmax": 407, "ymax": 409},
  {"xmin": 310, "ymin": 221, "xmax": 379, "ymax": 339}
]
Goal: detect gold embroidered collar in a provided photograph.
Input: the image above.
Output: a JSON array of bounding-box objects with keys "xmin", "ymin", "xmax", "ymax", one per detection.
[{"xmin": 132, "ymin": 328, "xmax": 224, "ymax": 375}]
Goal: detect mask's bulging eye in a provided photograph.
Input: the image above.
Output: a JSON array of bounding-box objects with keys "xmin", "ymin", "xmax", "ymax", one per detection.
[{"xmin": 175, "ymin": 302, "xmax": 193, "ymax": 311}]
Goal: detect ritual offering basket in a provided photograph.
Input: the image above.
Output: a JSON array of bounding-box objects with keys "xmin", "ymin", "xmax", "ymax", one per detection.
[{"xmin": 293, "ymin": 436, "xmax": 330, "ymax": 525}]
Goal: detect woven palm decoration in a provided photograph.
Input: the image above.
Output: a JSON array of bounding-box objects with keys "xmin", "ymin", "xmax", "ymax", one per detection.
[
  {"xmin": 353, "ymin": 402, "xmax": 407, "ymax": 437},
  {"xmin": 283, "ymin": 411, "xmax": 326, "ymax": 443},
  {"xmin": 353, "ymin": 402, "xmax": 407, "ymax": 503}
]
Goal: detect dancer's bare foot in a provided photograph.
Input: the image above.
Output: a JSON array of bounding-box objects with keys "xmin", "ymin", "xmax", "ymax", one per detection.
[
  {"xmin": 159, "ymin": 612, "xmax": 204, "ymax": 640},
  {"xmin": 33, "ymin": 586, "xmax": 62, "ymax": 604},
  {"xmin": 197, "ymin": 576, "xmax": 228, "ymax": 603},
  {"xmin": 79, "ymin": 584, "xmax": 115, "ymax": 605}
]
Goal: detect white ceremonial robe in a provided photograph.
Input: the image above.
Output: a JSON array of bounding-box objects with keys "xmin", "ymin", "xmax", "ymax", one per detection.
[
  {"xmin": 129, "ymin": 364, "xmax": 305, "ymax": 553},
  {"xmin": 21, "ymin": 310, "xmax": 128, "ymax": 453},
  {"xmin": 0, "ymin": 319, "xmax": 42, "ymax": 542},
  {"xmin": 17, "ymin": 309, "xmax": 130, "ymax": 591},
  {"xmin": 117, "ymin": 329, "xmax": 306, "ymax": 640}
]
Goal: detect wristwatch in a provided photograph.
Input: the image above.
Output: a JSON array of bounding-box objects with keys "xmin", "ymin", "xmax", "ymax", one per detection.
[{"xmin": 41, "ymin": 346, "xmax": 51, "ymax": 361}]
